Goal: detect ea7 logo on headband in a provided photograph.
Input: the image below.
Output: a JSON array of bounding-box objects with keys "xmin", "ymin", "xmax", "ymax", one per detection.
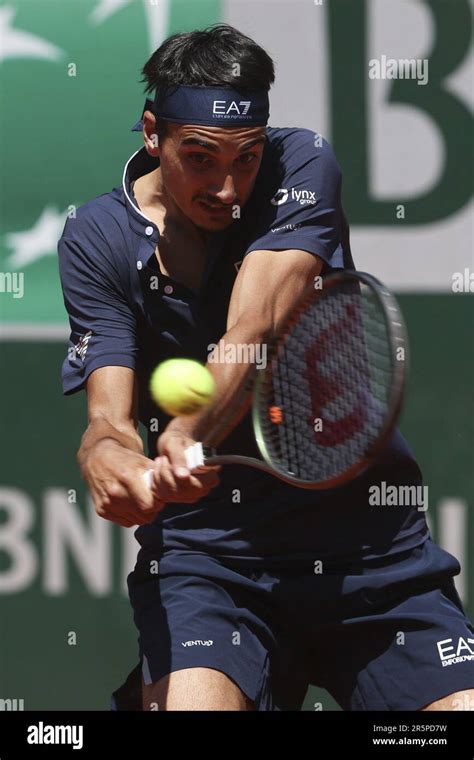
[{"xmin": 213, "ymin": 100, "xmax": 252, "ymax": 117}]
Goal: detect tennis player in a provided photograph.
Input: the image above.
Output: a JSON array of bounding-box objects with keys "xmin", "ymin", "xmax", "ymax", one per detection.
[{"xmin": 58, "ymin": 25, "xmax": 474, "ymax": 711}]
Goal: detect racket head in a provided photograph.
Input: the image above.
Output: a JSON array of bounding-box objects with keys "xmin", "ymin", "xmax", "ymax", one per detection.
[{"xmin": 252, "ymin": 270, "xmax": 408, "ymax": 489}]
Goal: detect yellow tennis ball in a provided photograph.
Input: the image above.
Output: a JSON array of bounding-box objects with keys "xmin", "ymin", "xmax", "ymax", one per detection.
[{"xmin": 149, "ymin": 359, "xmax": 216, "ymax": 416}]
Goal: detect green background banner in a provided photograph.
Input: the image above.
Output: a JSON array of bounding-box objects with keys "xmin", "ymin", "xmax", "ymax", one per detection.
[{"xmin": 0, "ymin": 0, "xmax": 472, "ymax": 710}]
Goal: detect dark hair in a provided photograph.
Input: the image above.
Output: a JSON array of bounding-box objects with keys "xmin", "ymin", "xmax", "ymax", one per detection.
[{"xmin": 140, "ymin": 24, "xmax": 275, "ymax": 138}]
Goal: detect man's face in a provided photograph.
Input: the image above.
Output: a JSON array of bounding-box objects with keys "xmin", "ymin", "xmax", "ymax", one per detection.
[{"xmin": 148, "ymin": 118, "xmax": 267, "ymax": 231}]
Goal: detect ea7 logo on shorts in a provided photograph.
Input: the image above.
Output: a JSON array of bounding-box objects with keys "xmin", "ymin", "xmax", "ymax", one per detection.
[
  {"xmin": 437, "ymin": 636, "xmax": 474, "ymax": 667},
  {"xmin": 270, "ymin": 187, "xmax": 317, "ymax": 206},
  {"xmin": 213, "ymin": 100, "xmax": 251, "ymax": 118},
  {"xmin": 181, "ymin": 640, "xmax": 214, "ymax": 647}
]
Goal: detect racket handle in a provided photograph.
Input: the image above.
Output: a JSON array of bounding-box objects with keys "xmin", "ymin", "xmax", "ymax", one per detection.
[
  {"xmin": 145, "ymin": 446, "xmax": 253, "ymax": 481},
  {"xmin": 184, "ymin": 442, "xmax": 205, "ymax": 469},
  {"xmin": 142, "ymin": 447, "xmax": 207, "ymax": 488},
  {"xmin": 184, "ymin": 443, "xmax": 269, "ymax": 473},
  {"xmin": 142, "ymin": 469, "xmax": 155, "ymax": 489}
]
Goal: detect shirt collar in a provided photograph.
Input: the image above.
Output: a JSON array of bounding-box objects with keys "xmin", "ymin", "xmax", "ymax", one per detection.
[{"xmin": 122, "ymin": 147, "xmax": 161, "ymax": 246}]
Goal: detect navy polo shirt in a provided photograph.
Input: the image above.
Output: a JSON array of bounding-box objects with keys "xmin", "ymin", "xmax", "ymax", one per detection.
[{"xmin": 58, "ymin": 127, "xmax": 427, "ymax": 562}]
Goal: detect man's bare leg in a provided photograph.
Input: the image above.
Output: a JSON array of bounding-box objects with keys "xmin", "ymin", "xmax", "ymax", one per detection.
[
  {"xmin": 142, "ymin": 667, "xmax": 256, "ymax": 711},
  {"xmin": 421, "ymin": 688, "xmax": 474, "ymax": 711}
]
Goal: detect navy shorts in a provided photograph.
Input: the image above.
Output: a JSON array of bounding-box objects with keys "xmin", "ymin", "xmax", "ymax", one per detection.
[{"xmin": 112, "ymin": 536, "xmax": 474, "ymax": 711}]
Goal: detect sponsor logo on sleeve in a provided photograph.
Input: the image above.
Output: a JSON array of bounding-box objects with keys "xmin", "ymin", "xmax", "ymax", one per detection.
[
  {"xmin": 74, "ymin": 330, "xmax": 92, "ymax": 361},
  {"xmin": 270, "ymin": 187, "xmax": 317, "ymax": 206}
]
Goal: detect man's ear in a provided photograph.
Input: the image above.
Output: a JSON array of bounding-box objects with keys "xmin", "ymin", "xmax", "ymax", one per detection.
[{"xmin": 142, "ymin": 110, "xmax": 160, "ymax": 156}]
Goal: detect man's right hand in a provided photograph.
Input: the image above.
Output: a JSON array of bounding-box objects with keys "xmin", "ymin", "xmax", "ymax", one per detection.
[
  {"xmin": 82, "ymin": 438, "xmax": 220, "ymax": 527},
  {"xmin": 82, "ymin": 439, "xmax": 167, "ymax": 527}
]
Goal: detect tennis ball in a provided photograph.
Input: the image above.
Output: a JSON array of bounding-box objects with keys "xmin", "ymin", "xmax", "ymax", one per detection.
[{"xmin": 149, "ymin": 359, "xmax": 216, "ymax": 416}]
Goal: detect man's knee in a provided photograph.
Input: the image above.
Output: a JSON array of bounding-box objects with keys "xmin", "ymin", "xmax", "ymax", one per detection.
[{"xmin": 142, "ymin": 667, "xmax": 256, "ymax": 711}]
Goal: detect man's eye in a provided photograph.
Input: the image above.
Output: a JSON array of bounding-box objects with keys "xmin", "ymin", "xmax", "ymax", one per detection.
[
  {"xmin": 189, "ymin": 153, "xmax": 212, "ymax": 166},
  {"xmin": 238, "ymin": 153, "xmax": 258, "ymax": 165}
]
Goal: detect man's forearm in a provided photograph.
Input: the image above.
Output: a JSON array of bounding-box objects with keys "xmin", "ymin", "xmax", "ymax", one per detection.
[
  {"xmin": 77, "ymin": 417, "xmax": 144, "ymax": 473},
  {"xmin": 165, "ymin": 320, "xmax": 270, "ymax": 446}
]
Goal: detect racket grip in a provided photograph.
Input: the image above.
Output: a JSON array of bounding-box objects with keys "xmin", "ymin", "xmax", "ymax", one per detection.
[
  {"xmin": 184, "ymin": 442, "xmax": 205, "ymax": 469},
  {"xmin": 143, "ymin": 445, "xmax": 204, "ymax": 487},
  {"xmin": 142, "ymin": 469, "xmax": 155, "ymax": 489}
]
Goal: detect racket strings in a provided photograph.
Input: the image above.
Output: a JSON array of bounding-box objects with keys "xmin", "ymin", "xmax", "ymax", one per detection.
[
  {"xmin": 258, "ymin": 281, "xmax": 394, "ymax": 482},
  {"xmin": 273, "ymin": 340, "xmax": 301, "ymax": 476}
]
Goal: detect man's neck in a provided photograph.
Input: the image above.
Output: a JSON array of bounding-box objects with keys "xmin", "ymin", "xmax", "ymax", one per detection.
[{"xmin": 133, "ymin": 168, "xmax": 211, "ymax": 246}]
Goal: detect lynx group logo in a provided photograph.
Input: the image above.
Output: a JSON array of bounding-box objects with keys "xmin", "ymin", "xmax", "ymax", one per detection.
[{"xmin": 270, "ymin": 188, "xmax": 317, "ymax": 206}]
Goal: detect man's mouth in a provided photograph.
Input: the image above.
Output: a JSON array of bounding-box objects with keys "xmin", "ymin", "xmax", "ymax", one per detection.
[{"xmin": 198, "ymin": 200, "xmax": 233, "ymax": 215}]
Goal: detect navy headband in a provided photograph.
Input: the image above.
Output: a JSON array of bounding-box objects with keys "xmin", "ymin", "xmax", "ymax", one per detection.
[{"xmin": 131, "ymin": 85, "xmax": 269, "ymax": 131}]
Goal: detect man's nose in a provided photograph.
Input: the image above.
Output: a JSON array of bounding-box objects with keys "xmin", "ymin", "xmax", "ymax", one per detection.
[{"xmin": 210, "ymin": 174, "xmax": 237, "ymax": 205}]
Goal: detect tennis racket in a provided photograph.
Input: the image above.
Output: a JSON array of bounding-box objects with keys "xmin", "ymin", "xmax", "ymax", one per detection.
[{"xmin": 145, "ymin": 270, "xmax": 408, "ymax": 490}]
